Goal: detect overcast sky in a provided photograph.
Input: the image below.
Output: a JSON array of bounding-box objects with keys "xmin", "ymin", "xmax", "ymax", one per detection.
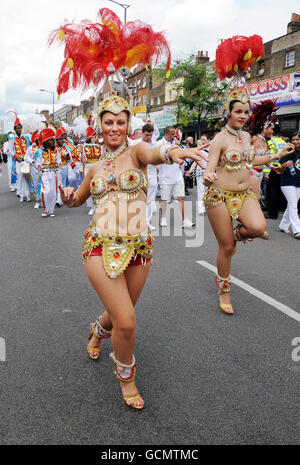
[{"xmin": 0, "ymin": 0, "xmax": 299, "ymax": 129}]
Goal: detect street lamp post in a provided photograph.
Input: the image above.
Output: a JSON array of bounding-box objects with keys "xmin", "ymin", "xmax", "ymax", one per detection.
[
  {"xmin": 40, "ymin": 89, "xmax": 55, "ymax": 124},
  {"xmin": 107, "ymin": 0, "xmax": 130, "ymax": 23}
]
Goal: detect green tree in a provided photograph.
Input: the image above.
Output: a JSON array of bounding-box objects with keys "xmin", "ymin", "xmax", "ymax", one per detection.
[
  {"xmin": 159, "ymin": 55, "xmax": 227, "ymax": 138},
  {"xmin": 0, "ymin": 134, "xmax": 8, "ymax": 146}
]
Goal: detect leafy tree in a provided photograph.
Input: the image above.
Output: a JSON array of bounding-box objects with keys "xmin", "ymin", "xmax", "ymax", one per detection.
[
  {"xmin": 158, "ymin": 55, "xmax": 227, "ymax": 138},
  {"xmin": 0, "ymin": 134, "xmax": 8, "ymax": 146}
]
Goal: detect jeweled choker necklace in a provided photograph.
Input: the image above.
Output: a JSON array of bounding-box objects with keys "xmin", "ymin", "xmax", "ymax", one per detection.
[
  {"xmin": 225, "ymin": 124, "xmax": 243, "ymax": 143},
  {"xmin": 103, "ymin": 141, "xmax": 128, "ymax": 170}
]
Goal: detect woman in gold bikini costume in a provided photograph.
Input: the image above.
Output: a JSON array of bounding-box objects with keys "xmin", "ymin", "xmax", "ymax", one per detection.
[
  {"xmin": 59, "ymin": 96, "xmax": 208, "ymax": 409},
  {"xmin": 203, "ymin": 88, "xmax": 294, "ymax": 315}
]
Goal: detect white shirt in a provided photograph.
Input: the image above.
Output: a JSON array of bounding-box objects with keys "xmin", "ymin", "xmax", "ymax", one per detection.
[{"xmin": 156, "ymin": 138, "xmax": 183, "ymax": 185}]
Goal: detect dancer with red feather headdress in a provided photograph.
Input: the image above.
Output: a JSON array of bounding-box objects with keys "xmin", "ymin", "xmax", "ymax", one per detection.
[
  {"xmin": 202, "ymin": 35, "xmax": 294, "ymax": 315},
  {"xmin": 51, "ymin": 8, "xmax": 208, "ymax": 410}
]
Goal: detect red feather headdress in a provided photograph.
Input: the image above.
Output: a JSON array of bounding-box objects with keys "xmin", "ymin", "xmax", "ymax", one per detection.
[
  {"xmin": 215, "ymin": 35, "xmax": 264, "ymax": 114},
  {"xmin": 49, "ymin": 8, "xmax": 171, "ymax": 96}
]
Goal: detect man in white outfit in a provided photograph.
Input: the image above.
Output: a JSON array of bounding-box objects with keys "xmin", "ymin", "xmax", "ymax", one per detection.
[
  {"xmin": 157, "ymin": 126, "xmax": 195, "ymax": 228},
  {"xmin": 129, "ymin": 123, "xmax": 158, "ymax": 230}
]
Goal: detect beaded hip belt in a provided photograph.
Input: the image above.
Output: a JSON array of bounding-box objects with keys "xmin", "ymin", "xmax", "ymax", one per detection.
[
  {"xmin": 203, "ymin": 185, "xmax": 257, "ymax": 219},
  {"xmin": 42, "ymin": 164, "xmax": 59, "ymax": 170},
  {"xmin": 82, "ymin": 221, "xmax": 154, "ymax": 278}
]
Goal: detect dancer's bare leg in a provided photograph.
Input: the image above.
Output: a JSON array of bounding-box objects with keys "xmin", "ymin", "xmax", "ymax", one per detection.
[
  {"xmin": 238, "ymin": 197, "xmax": 266, "ymax": 239},
  {"xmin": 85, "ymin": 256, "xmax": 151, "ymax": 401},
  {"xmin": 207, "ymin": 203, "xmax": 235, "ymax": 309}
]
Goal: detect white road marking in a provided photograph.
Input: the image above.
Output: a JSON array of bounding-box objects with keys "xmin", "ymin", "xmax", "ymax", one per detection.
[
  {"xmin": 197, "ymin": 260, "xmax": 300, "ymax": 323},
  {"xmin": 0, "ymin": 337, "xmax": 6, "ymax": 362}
]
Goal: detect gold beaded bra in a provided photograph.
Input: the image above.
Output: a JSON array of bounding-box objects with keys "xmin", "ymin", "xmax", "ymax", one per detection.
[
  {"xmin": 90, "ymin": 169, "xmax": 148, "ymax": 206},
  {"xmin": 219, "ymin": 149, "xmax": 255, "ymax": 172}
]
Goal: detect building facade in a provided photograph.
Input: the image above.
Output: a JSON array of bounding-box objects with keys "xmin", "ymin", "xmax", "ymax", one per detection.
[{"xmin": 247, "ymin": 13, "xmax": 300, "ymax": 136}]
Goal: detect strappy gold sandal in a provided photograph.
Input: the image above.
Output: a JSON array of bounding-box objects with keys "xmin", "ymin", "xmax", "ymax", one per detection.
[
  {"xmin": 215, "ymin": 274, "xmax": 234, "ymax": 315},
  {"xmin": 87, "ymin": 317, "xmax": 112, "ymax": 360},
  {"xmin": 109, "ymin": 352, "xmax": 144, "ymax": 410}
]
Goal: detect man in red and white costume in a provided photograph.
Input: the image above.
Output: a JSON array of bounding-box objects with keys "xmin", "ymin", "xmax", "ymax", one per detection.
[
  {"xmin": 82, "ymin": 126, "xmax": 101, "ymax": 215},
  {"xmin": 9, "ymin": 118, "xmax": 31, "ymax": 202},
  {"xmin": 24, "ymin": 130, "xmax": 41, "ymax": 208},
  {"xmin": 35, "ymin": 128, "xmax": 62, "ymax": 217}
]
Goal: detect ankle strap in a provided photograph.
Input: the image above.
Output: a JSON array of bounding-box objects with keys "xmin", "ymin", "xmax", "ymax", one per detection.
[
  {"xmin": 95, "ymin": 315, "xmax": 112, "ymax": 339},
  {"xmin": 215, "ymin": 274, "xmax": 231, "ymax": 293},
  {"xmin": 109, "ymin": 352, "xmax": 136, "ymax": 382},
  {"xmin": 233, "ymin": 224, "xmax": 254, "ymax": 243}
]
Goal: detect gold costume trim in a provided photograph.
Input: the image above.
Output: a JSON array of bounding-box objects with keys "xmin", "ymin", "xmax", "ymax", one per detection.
[
  {"xmin": 203, "ymin": 185, "xmax": 257, "ymax": 219},
  {"xmin": 82, "ymin": 222, "xmax": 154, "ymax": 278}
]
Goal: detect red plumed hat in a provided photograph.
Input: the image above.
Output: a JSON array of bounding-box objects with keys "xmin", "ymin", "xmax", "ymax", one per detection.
[
  {"xmin": 31, "ymin": 130, "xmax": 39, "ymax": 144},
  {"xmin": 14, "ymin": 117, "xmax": 21, "ymax": 126},
  {"xmin": 86, "ymin": 126, "xmax": 96, "ymax": 139},
  {"xmin": 215, "ymin": 35, "xmax": 264, "ymax": 80},
  {"xmin": 55, "ymin": 128, "xmax": 65, "ymax": 139},
  {"xmin": 39, "ymin": 128, "xmax": 56, "ymax": 145},
  {"xmin": 49, "ymin": 8, "xmax": 171, "ymax": 95}
]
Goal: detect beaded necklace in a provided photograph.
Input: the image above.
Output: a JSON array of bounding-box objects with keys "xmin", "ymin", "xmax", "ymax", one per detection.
[
  {"xmin": 103, "ymin": 141, "xmax": 128, "ymax": 171},
  {"xmin": 225, "ymin": 124, "xmax": 243, "ymax": 143}
]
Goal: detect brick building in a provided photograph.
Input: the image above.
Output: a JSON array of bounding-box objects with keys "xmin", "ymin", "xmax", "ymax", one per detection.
[{"xmin": 247, "ymin": 13, "xmax": 300, "ymax": 136}]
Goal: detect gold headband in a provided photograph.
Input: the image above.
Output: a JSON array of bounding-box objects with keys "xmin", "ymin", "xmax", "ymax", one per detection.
[
  {"xmin": 224, "ymin": 86, "xmax": 250, "ymax": 115},
  {"xmin": 96, "ymin": 95, "xmax": 132, "ymax": 134}
]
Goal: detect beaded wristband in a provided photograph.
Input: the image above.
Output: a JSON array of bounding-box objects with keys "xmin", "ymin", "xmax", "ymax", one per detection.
[{"xmin": 159, "ymin": 145, "xmax": 174, "ymax": 164}]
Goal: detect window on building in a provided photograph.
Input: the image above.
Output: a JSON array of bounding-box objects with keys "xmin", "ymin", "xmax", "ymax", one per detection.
[
  {"xmin": 143, "ymin": 95, "xmax": 146, "ymax": 105},
  {"xmin": 285, "ymin": 50, "xmax": 295, "ymax": 68},
  {"xmin": 257, "ymin": 60, "xmax": 264, "ymax": 75},
  {"xmin": 157, "ymin": 96, "xmax": 161, "ymax": 105},
  {"xmin": 142, "ymin": 76, "xmax": 147, "ymax": 88},
  {"xmin": 151, "ymin": 98, "xmax": 154, "ymax": 106}
]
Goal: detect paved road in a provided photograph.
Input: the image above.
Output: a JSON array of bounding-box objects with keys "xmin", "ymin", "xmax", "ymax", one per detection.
[{"xmin": 0, "ymin": 165, "xmax": 300, "ymax": 445}]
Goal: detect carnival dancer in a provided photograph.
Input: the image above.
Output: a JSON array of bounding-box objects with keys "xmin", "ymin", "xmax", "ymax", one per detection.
[
  {"xmin": 10, "ymin": 118, "xmax": 31, "ymax": 201},
  {"xmin": 82, "ymin": 126, "xmax": 101, "ymax": 215},
  {"xmin": 203, "ymin": 35, "xmax": 295, "ymax": 315},
  {"xmin": 56, "ymin": 128, "xmax": 71, "ymax": 189},
  {"xmin": 59, "ymin": 95, "xmax": 208, "ymax": 409},
  {"xmin": 248, "ymin": 99, "xmax": 277, "ymax": 239},
  {"xmin": 67, "ymin": 132, "xmax": 82, "ymax": 190},
  {"xmin": 50, "ymin": 6, "xmax": 207, "ymax": 410},
  {"xmin": 24, "ymin": 130, "xmax": 41, "ymax": 208},
  {"xmin": 36, "ymin": 128, "xmax": 62, "ymax": 217}
]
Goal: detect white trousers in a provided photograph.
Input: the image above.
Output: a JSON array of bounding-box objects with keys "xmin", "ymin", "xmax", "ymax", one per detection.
[
  {"xmin": 279, "ymin": 185, "xmax": 300, "ymax": 234},
  {"xmin": 16, "ymin": 161, "xmax": 30, "ymax": 198},
  {"xmin": 68, "ymin": 163, "xmax": 82, "ymax": 190},
  {"xmin": 147, "ymin": 181, "xmax": 158, "ymax": 225},
  {"xmin": 196, "ymin": 175, "xmax": 206, "ymax": 214},
  {"xmin": 31, "ymin": 166, "xmax": 40, "ymax": 199},
  {"xmin": 7, "ymin": 157, "xmax": 15, "ymax": 189},
  {"xmin": 60, "ymin": 164, "xmax": 69, "ymax": 188},
  {"xmin": 41, "ymin": 170, "xmax": 58, "ymax": 214}
]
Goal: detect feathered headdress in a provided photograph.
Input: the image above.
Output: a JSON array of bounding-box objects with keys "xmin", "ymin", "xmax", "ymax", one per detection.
[
  {"xmin": 248, "ymin": 99, "xmax": 277, "ymax": 135},
  {"xmin": 215, "ymin": 35, "xmax": 264, "ymax": 114},
  {"xmin": 49, "ymin": 8, "xmax": 171, "ymax": 96}
]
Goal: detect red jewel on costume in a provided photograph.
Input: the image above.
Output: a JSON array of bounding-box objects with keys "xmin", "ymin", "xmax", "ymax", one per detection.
[
  {"xmin": 147, "ymin": 238, "xmax": 152, "ymax": 246},
  {"xmin": 113, "ymin": 252, "xmax": 120, "ymax": 259},
  {"xmin": 233, "ymin": 203, "xmax": 237, "ymax": 207},
  {"xmin": 140, "ymin": 245, "xmax": 145, "ymax": 250}
]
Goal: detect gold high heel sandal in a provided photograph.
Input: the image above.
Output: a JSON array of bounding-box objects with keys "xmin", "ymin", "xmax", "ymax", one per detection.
[
  {"xmin": 87, "ymin": 317, "xmax": 112, "ymax": 360},
  {"xmin": 215, "ymin": 274, "xmax": 234, "ymax": 315},
  {"xmin": 109, "ymin": 352, "xmax": 144, "ymax": 410}
]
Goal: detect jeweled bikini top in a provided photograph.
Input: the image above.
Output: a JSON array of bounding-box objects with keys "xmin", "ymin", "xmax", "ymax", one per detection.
[
  {"xmin": 90, "ymin": 168, "xmax": 148, "ymax": 206},
  {"xmin": 219, "ymin": 148, "xmax": 255, "ymax": 171}
]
